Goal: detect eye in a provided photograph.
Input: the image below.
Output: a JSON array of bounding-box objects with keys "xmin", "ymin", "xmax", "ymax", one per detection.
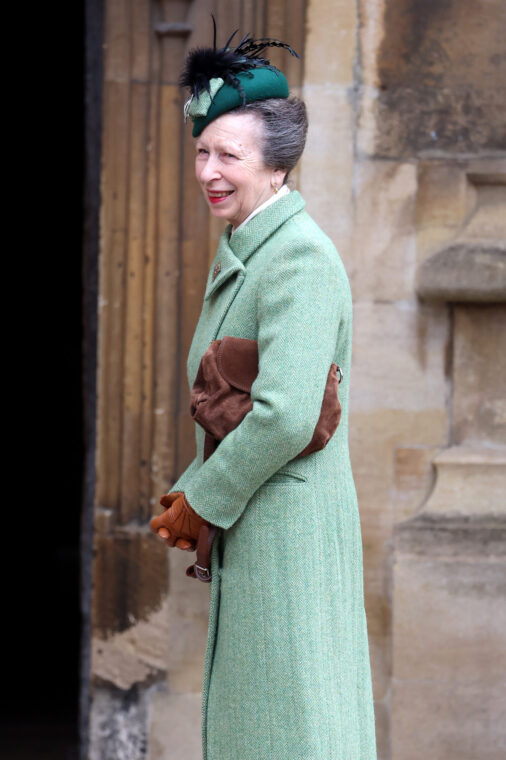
[
  {"xmin": 223, "ymin": 152, "xmax": 237, "ymax": 159},
  {"xmin": 196, "ymin": 147, "xmax": 208, "ymax": 155}
]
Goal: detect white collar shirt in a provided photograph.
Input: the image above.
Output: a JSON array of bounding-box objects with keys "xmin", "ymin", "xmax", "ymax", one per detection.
[{"xmin": 230, "ymin": 184, "xmax": 291, "ymax": 236}]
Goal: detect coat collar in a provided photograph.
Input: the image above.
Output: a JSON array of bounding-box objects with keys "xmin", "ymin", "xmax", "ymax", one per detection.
[{"xmin": 204, "ymin": 190, "xmax": 306, "ymax": 300}]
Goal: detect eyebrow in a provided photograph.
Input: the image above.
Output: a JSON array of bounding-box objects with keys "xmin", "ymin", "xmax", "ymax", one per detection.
[{"xmin": 195, "ymin": 139, "xmax": 243, "ymax": 154}]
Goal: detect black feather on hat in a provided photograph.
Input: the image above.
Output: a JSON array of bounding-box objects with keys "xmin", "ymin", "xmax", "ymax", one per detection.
[{"xmin": 179, "ymin": 15, "xmax": 299, "ymax": 105}]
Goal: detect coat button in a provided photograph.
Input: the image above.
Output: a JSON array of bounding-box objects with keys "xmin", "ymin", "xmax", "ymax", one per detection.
[{"xmin": 212, "ymin": 262, "xmax": 221, "ymax": 281}]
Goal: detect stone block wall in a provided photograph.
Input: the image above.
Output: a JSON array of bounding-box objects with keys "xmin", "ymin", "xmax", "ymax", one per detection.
[{"xmin": 301, "ymin": 1, "xmax": 505, "ymax": 758}]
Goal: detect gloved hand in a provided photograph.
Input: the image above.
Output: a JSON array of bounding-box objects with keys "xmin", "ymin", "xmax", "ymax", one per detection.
[{"xmin": 150, "ymin": 491, "xmax": 209, "ymax": 552}]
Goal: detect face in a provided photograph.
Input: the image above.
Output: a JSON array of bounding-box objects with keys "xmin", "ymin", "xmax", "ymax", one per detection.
[{"xmin": 194, "ymin": 111, "xmax": 285, "ymax": 229}]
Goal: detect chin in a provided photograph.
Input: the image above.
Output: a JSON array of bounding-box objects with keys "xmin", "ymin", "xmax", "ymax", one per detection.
[
  {"xmin": 208, "ymin": 205, "xmax": 230, "ymax": 219},
  {"xmin": 208, "ymin": 204, "xmax": 236, "ymax": 224}
]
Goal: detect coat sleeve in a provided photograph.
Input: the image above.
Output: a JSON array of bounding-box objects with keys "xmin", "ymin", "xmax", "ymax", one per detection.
[{"xmin": 183, "ymin": 236, "xmax": 345, "ymax": 529}]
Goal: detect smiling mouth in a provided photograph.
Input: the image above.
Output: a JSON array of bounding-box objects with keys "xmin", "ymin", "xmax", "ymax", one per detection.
[{"xmin": 208, "ymin": 190, "xmax": 234, "ymax": 204}]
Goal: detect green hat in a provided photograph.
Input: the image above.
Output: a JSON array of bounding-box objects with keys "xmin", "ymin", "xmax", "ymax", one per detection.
[
  {"xmin": 179, "ymin": 19, "xmax": 299, "ymax": 138},
  {"xmin": 187, "ymin": 68, "xmax": 289, "ymax": 137}
]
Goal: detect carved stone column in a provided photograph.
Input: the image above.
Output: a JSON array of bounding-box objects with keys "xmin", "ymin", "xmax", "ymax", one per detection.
[{"xmin": 392, "ymin": 164, "xmax": 506, "ymax": 760}]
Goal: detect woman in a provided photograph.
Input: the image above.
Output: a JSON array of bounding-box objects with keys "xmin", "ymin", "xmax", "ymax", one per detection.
[{"xmin": 150, "ymin": 26, "xmax": 378, "ymax": 760}]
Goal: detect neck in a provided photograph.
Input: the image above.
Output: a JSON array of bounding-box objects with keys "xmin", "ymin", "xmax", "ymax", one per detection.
[{"xmin": 231, "ymin": 184, "xmax": 290, "ymax": 235}]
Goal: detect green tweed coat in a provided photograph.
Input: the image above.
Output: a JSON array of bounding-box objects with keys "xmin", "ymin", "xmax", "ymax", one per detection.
[{"xmin": 169, "ymin": 190, "xmax": 377, "ymax": 760}]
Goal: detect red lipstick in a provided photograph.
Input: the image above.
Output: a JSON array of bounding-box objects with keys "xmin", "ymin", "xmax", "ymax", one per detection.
[{"xmin": 208, "ymin": 190, "xmax": 234, "ymax": 204}]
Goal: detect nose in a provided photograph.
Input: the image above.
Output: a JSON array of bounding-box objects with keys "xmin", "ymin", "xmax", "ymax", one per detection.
[{"xmin": 198, "ymin": 154, "xmax": 221, "ymax": 183}]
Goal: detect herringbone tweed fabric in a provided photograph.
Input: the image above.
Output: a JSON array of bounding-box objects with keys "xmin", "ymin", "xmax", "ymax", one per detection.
[{"xmin": 169, "ymin": 190, "xmax": 377, "ymax": 760}]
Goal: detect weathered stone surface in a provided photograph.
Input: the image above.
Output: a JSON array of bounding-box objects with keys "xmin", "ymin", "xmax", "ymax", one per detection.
[
  {"xmin": 393, "ymin": 445, "xmax": 439, "ymax": 522},
  {"xmin": 415, "ymin": 159, "xmax": 506, "ymax": 268},
  {"xmin": 349, "ymin": 298, "xmax": 450, "ymax": 715},
  {"xmin": 350, "ymin": 301, "xmax": 449, "ymax": 413},
  {"xmin": 305, "ymin": 0, "xmax": 356, "ymax": 85},
  {"xmin": 359, "ymin": 0, "xmax": 506, "ymax": 157},
  {"xmin": 302, "ymin": 0, "xmax": 357, "ymax": 268},
  {"xmin": 391, "ymin": 678, "xmax": 506, "ymax": 760},
  {"xmin": 394, "ymin": 511, "xmax": 506, "ymax": 556},
  {"xmin": 350, "ymin": 408, "xmax": 447, "ymax": 703},
  {"xmin": 148, "ymin": 690, "xmax": 202, "ymax": 760},
  {"xmin": 392, "ymin": 530, "xmax": 506, "ymax": 760},
  {"xmin": 350, "ymin": 409, "xmax": 448, "ymax": 581},
  {"xmin": 452, "ymin": 305, "xmax": 506, "ymax": 446},
  {"xmin": 92, "ymin": 598, "xmax": 170, "ymax": 691},
  {"xmin": 416, "ymin": 245, "xmax": 506, "ymax": 302},
  {"xmin": 420, "ymin": 446, "xmax": 506, "ymax": 516},
  {"xmin": 372, "ymin": 698, "xmax": 390, "ymax": 760},
  {"xmin": 92, "ymin": 527, "xmax": 168, "ymax": 638},
  {"xmin": 166, "ymin": 544, "xmax": 209, "ymax": 694},
  {"xmin": 351, "ymin": 412, "xmax": 447, "ymax": 519},
  {"xmin": 462, "ymin": 177, "xmax": 506, "ymax": 243},
  {"xmin": 352, "ymin": 161, "xmax": 417, "ymax": 301},
  {"xmin": 89, "ymin": 685, "xmax": 153, "ymax": 760},
  {"xmin": 393, "ymin": 548, "xmax": 506, "ymax": 678},
  {"xmin": 300, "ymin": 85, "xmax": 355, "ymax": 269},
  {"xmin": 415, "ymin": 162, "xmax": 470, "ymax": 261}
]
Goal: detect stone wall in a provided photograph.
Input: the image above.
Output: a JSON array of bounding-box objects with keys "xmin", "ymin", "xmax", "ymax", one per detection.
[{"xmin": 301, "ymin": 1, "xmax": 506, "ymax": 758}]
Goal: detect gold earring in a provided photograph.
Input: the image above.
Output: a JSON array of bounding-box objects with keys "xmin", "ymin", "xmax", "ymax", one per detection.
[{"xmin": 272, "ymin": 183, "xmax": 278, "ymax": 194}]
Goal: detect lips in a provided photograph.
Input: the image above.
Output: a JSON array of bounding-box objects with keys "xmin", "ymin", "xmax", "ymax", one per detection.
[{"xmin": 208, "ymin": 190, "xmax": 234, "ymax": 204}]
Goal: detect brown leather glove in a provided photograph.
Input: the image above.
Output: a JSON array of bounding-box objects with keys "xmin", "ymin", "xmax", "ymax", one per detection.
[{"xmin": 150, "ymin": 491, "xmax": 210, "ymax": 552}]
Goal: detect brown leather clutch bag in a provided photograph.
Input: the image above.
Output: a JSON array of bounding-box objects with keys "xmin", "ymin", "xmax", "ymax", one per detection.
[
  {"xmin": 191, "ymin": 334, "xmax": 343, "ymax": 463},
  {"xmin": 185, "ymin": 335, "xmax": 343, "ymax": 582}
]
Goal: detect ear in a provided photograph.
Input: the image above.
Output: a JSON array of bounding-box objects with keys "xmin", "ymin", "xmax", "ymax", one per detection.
[{"xmin": 271, "ymin": 167, "xmax": 287, "ymax": 189}]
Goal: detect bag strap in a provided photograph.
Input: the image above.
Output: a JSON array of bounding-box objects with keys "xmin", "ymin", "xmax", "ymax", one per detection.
[{"xmin": 186, "ymin": 524, "xmax": 218, "ymax": 582}]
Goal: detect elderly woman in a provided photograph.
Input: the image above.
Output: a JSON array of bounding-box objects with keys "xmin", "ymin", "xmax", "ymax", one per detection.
[{"xmin": 150, "ymin": 27, "xmax": 377, "ymax": 760}]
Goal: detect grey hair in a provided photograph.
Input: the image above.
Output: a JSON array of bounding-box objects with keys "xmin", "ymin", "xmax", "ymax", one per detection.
[{"xmin": 232, "ymin": 97, "xmax": 308, "ymax": 184}]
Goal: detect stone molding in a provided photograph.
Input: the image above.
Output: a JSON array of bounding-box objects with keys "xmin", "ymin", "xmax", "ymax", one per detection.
[
  {"xmin": 419, "ymin": 445, "xmax": 506, "ymax": 516},
  {"xmin": 416, "ymin": 245, "xmax": 506, "ymax": 302}
]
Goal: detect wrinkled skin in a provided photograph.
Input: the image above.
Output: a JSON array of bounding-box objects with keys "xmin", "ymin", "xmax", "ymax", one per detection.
[{"xmin": 194, "ymin": 111, "xmax": 286, "ymax": 230}]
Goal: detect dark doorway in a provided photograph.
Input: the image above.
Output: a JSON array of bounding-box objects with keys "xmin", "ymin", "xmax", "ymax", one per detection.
[{"xmin": 0, "ymin": 3, "xmax": 90, "ymax": 759}]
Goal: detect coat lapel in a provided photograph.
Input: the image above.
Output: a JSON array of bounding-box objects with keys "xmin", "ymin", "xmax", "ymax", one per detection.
[
  {"xmin": 203, "ymin": 190, "xmax": 306, "ymax": 300},
  {"xmin": 204, "ymin": 235, "xmax": 245, "ymax": 301},
  {"xmin": 228, "ymin": 189, "xmax": 306, "ymax": 264}
]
